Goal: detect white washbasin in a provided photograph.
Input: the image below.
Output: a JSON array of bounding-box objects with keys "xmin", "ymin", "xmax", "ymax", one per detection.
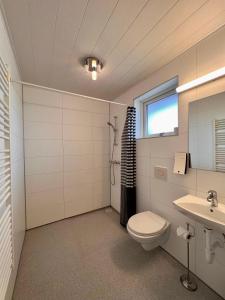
[{"xmin": 173, "ymin": 195, "xmax": 225, "ymax": 233}]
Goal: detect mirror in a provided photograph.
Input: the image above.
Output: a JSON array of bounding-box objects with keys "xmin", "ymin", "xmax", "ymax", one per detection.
[{"xmin": 189, "ymin": 91, "xmax": 225, "ymax": 172}]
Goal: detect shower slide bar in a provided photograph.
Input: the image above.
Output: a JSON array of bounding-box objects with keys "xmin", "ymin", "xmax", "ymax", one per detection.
[{"xmin": 11, "ymin": 79, "xmax": 128, "ymax": 107}]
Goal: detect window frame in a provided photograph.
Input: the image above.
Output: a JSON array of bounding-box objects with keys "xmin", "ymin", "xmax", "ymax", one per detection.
[{"xmin": 143, "ymin": 89, "xmax": 179, "ymax": 138}]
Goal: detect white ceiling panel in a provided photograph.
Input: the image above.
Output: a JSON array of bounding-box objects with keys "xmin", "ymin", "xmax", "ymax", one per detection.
[
  {"xmin": 105, "ymin": 0, "xmax": 225, "ymax": 93},
  {"xmin": 28, "ymin": 0, "xmax": 60, "ymax": 85},
  {"xmin": 72, "ymin": 0, "xmax": 118, "ymax": 56},
  {"xmin": 49, "ymin": 0, "xmax": 89, "ymax": 87},
  {"xmin": 2, "ymin": 0, "xmax": 36, "ymax": 81},
  {"xmin": 2, "ymin": 0, "xmax": 225, "ymax": 99},
  {"xmin": 91, "ymin": 0, "xmax": 148, "ymax": 58},
  {"xmin": 104, "ymin": 0, "xmax": 178, "ymax": 70},
  {"xmin": 106, "ymin": 0, "xmax": 208, "ymax": 80}
]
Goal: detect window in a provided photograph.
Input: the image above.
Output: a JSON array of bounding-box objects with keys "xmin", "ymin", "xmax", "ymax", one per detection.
[
  {"xmin": 144, "ymin": 91, "xmax": 178, "ymax": 136},
  {"xmin": 134, "ymin": 77, "xmax": 178, "ymax": 138}
]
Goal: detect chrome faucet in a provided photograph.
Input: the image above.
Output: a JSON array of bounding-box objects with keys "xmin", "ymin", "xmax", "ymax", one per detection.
[{"xmin": 207, "ymin": 190, "xmax": 218, "ymax": 207}]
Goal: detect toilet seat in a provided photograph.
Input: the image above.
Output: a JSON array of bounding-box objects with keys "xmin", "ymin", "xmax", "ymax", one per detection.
[{"xmin": 127, "ymin": 211, "xmax": 167, "ymax": 237}]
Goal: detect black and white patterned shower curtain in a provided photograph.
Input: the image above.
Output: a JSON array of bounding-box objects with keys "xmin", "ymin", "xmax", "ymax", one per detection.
[{"xmin": 120, "ymin": 106, "xmax": 136, "ymax": 227}]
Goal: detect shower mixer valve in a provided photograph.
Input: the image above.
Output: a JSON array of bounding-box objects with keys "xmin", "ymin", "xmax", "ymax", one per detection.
[{"xmin": 109, "ymin": 160, "xmax": 120, "ymax": 165}]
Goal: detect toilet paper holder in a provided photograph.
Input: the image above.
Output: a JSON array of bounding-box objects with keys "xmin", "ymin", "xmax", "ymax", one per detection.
[{"xmin": 178, "ymin": 223, "xmax": 198, "ymax": 292}]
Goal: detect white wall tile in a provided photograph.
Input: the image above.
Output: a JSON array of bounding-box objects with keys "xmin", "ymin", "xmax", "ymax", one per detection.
[
  {"xmin": 62, "ymin": 94, "xmax": 93, "ymax": 111},
  {"xmin": 24, "ymin": 139, "xmax": 63, "ymax": 157},
  {"xmin": 64, "ymin": 183, "xmax": 94, "ymax": 217},
  {"xmin": 63, "ymin": 124, "xmax": 92, "ymax": 141},
  {"xmin": 92, "ymin": 113, "xmax": 109, "ymax": 127},
  {"xmin": 24, "ymin": 103, "xmax": 62, "ymax": 123},
  {"xmin": 64, "ymin": 199, "xmax": 93, "ymax": 218},
  {"xmin": 64, "ymin": 170, "xmax": 94, "ymax": 187},
  {"xmin": 93, "ymin": 189, "xmax": 110, "ymax": 210},
  {"xmin": 110, "ymin": 184, "xmax": 120, "ymax": 212},
  {"xmin": 150, "ymin": 156, "xmax": 197, "ymax": 190},
  {"xmin": 63, "ymin": 140, "xmax": 93, "ymax": 155},
  {"xmin": 93, "ymin": 177, "xmax": 110, "ymax": 209},
  {"xmin": 24, "ymin": 121, "xmax": 62, "ymax": 139},
  {"xmin": 93, "ymin": 154, "xmax": 109, "ymax": 169},
  {"xmin": 197, "ymin": 169, "xmax": 225, "ymax": 198},
  {"xmin": 62, "ymin": 109, "xmax": 92, "ymax": 125},
  {"xmin": 93, "ymin": 127, "xmax": 109, "ymax": 141},
  {"xmin": 92, "ymin": 167, "xmax": 110, "ymax": 183},
  {"xmin": 25, "ymin": 156, "xmax": 63, "ymax": 175},
  {"xmin": 24, "ymin": 86, "xmax": 110, "ymax": 230},
  {"xmin": 26, "ymin": 173, "xmax": 63, "ymax": 194},
  {"xmin": 93, "ymin": 141, "xmax": 109, "ymax": 155},
  {"xmin": 64, "ymin": 155, "xmax": 93, "ymax": 172},
  {"xmin": 110, "ymin": 25, "xmax": 225, "ymax": 298},
  {"xmin": 62, "ymin": 94, "xmax": 108, "ymax": 114},
  {"xmin": 90, "ymin": 101, "xmax": 109, "ymax": 114},
  {"xmin": 136, "ymin": 174, "xmax": 150, "ymax": 212},
  {"xmin": 26, "ymin": 188, "xmax": 64, "ymax": 229},
  {"xmin": 23, "ymin": 86, "xmax": 62, "ymax": 107}
]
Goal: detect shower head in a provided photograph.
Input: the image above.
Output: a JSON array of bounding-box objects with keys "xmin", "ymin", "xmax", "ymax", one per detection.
[{"xmin": 107, "ymin": 121, "xmax": 116, "ymax": 131}]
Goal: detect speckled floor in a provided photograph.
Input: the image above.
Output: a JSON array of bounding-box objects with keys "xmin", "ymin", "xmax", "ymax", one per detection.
[{"xmin": 13, "ymin": 209, "xmax": 222, "ymax": 300}]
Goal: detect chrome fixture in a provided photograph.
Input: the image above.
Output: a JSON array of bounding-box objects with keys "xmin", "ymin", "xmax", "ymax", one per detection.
[
  {"xmin": 109, "ymin": 160, "xmax": 120, "ymax": 165},
  {"xmin": 107, "ymin": 121, "xmax": 117, "ymax": 132},
  {"xmin": 107, "ymin": 117, "xmax": 118, "ymax": 146},
  {"xmin": 180, "ymin": 223, "xmax": 198, "ymax": 292},
  {"xmin": 107, "ymin": 116, "xmax": 120, "ymax": 185},
  {"xmin": 83, "ymin": 57, "xmax": 103, "ymax": 81},
  {"xmin": 207, "ymin": 190, "xmax": 218, "ymax": 207}
]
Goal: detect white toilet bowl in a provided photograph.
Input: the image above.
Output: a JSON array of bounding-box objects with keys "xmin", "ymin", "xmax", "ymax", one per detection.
[{"xmin": 127, "ymin": 211, "xmax": 170, "ymax": 251}]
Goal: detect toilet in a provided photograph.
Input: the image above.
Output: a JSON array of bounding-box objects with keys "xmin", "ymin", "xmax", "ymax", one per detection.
[{"xmin": 127, "ymin": 211, "xmax": 170, "ymax": 251}]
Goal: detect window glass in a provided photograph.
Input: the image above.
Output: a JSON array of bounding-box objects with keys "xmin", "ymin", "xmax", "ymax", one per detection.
[{"xmin": 146, "ymin": 93, "xmax": 178, "ymax": 136}]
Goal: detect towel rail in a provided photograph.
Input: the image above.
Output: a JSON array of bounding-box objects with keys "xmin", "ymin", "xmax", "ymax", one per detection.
[
  {"xmin": 0, "ymin": 112, "xmax": 10, "ymax": 122},
  {"xmin": 215, "ymin": 119, "xmax": 225, "ymax": 172},
  {"xmin": 0, "ymin": 168, "xmax": 10, "ymax": 177},
  {"xmin": 0, "ymin": 56, "xmax": 13, "ymax": 299},
  {"xmin": 0, "ymin": 134, "xmax": 9, "ymax": 140},
  {"xmin": 0, "ymin": 190, "xmax": 11, "ymax": 209},
  {"xmin": 0, "ymin": 119, "xmax": 9, "ymax": 128}
]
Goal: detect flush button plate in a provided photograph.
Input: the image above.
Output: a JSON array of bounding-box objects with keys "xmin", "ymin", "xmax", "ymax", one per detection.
[{"xmin": 154, "ymin": 166, "xmax": 167, "ymax": 180}]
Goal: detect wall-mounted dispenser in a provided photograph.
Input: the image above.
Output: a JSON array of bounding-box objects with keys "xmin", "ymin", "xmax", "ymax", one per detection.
[{"xmin": 173, "ymin": 152, "xmax": 190, "ymax": 175}]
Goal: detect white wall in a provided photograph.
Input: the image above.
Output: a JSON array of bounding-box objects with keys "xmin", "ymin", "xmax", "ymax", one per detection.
[
  {"xmin": 23, "ymin": 86, "xmax": 110, "ymax": 229},
  {"xmin": 110, "ymin": 26, "xmax": 225, "ymax": 298},
  {"xmin": 0, "ymin": 3, "xmax": 25, "ymax": 300}
]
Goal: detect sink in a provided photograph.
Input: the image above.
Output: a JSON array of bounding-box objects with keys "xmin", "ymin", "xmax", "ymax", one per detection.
[{"xmin": 173, "ymin": 195, "xmax": 225, "ymax": 233}]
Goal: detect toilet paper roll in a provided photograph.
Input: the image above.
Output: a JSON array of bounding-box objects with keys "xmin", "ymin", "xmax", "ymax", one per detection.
[{"xmin": 176, "ymin": 226, "xmax": 190, "ymax": 240}]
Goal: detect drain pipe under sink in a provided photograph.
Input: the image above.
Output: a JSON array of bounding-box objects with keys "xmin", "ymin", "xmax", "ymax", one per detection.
[{"xmin": 204, "ymin": 228, "xmax": 215, "ymax": 264}]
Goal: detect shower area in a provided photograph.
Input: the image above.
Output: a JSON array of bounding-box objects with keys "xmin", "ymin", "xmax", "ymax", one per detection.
[{"xmin": 23, "ymin": 84, "xmax": 125, "ymax": 229}]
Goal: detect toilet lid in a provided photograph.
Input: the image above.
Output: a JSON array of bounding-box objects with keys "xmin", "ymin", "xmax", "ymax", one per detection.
[{"xmin": 127, "ymin": 211, "xmax": 167, "ymax": 236}]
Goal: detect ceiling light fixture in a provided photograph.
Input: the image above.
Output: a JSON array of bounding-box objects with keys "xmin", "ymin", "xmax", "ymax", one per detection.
[
  {"xmin": 176, "ymin": 66, "xmax": 225, "ymax": 93},
  {"xmin": 83, "ymin": 57, "xmax": 103, "ymax": 81}
]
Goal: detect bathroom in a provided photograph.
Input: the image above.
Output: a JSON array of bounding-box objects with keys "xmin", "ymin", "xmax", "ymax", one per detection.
[{"xmin": 1, "ymin": 0, "xmax": 225, "ymax": 299}]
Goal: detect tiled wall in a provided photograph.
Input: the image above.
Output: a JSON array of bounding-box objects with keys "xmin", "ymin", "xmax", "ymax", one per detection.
[
  {"xmin": 0, "ymin": 6, "xmax": 25, "ymax": 300},
  {"xmin": 110, "ymin": 26, "xmax": 225, "ymax": 298},
  {"xmin": 23, "ymin": 86, "xmax": 110, "ymax": 229}
]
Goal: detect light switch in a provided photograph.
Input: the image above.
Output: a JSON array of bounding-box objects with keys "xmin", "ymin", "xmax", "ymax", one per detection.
[{"xmin": 154, "ymin": 166, "xmax": 167, "ymax": 180}]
